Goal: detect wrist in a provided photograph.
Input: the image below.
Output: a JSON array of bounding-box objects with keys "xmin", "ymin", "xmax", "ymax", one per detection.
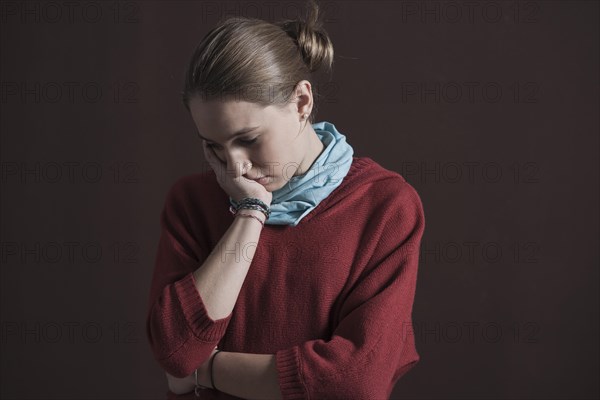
[
  {"xmin": 236, "ymin": 208, "xmax": 267, "ymax": 222},
  {"xmin": 196, "ymin": 348, "xmax": 221, "ymax": 390},
  {"xmin": 230, "ymin": 197, "xmax": 270, "ymax": 226}
]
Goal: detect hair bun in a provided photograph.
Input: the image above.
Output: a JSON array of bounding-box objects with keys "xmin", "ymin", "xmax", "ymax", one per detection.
[
  {"xmin": 278, "ymin": 0, "xmax": 334, "ymax": 73},
  {"xmin": 182, "ymin": 0, "xmax": 335, "ymax": 114}
]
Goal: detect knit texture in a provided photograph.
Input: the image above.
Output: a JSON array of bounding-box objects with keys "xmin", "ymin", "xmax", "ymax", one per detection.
[{"xmin": 146, "ymin": 156, "xmax": 425, "ymax": 400}]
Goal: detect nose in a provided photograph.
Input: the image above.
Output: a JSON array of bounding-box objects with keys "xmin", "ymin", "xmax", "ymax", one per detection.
[{"xmin": 221, "ymin": 148, "xmax": 251, "ymax": 178}]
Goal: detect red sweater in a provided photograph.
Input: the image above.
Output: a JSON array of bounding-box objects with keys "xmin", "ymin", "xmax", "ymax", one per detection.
[{"xmin": 146, "ymin": 156, "xmax": 425, "ymax": 399}]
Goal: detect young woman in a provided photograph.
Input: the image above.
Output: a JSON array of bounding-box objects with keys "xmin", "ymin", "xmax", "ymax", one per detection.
[{"xmin": 146, "ymin": 1, "xmax": 425, "ymax": 399}]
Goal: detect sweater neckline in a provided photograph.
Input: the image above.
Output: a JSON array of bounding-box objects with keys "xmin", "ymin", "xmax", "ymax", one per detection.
[{"xmin": 288, "ymin": 156, "xmax": 374, "ymax": 226}]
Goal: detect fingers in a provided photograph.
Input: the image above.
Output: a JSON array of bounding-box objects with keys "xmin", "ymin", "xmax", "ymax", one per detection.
[
  {"xmin": 203, "ymin": 141, "xmax": 240, "ymax": 181},
  {"xmin": 203, "ymin": 140, "xmax": 252, "ymax": 172},
  {"xmin": 241, "ymin": 161, "xmax": 252, "ymax": 178},
  {"xmin": 202, "ymin": 141, "xmax": 256, "ymax": 188}
]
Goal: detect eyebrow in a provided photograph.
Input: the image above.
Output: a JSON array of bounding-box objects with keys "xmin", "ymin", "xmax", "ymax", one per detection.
[{"xmin": 197, "ymin": 126, "xmax": 260, "ymax": 142}]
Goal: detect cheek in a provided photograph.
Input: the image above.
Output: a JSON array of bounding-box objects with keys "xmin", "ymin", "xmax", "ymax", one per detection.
[
  {"xmin": 254, "ymin": 142, "xmax": 280, "ymax": 169},
  {"xmin": 256, "ymin": 135, "xmax": 295, "ymax": 176}
]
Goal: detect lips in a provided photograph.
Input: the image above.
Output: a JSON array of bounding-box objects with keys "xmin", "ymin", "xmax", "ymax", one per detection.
[
  {"xmin": 251, "ymin": 175, "xmax": 270, "ymax": 183},
  {"xmin": 248, "ymin": 174, "xmax": 267, "ymax": 180}
]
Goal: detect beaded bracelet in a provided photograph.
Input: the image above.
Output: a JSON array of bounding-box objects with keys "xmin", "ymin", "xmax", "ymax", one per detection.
[
  {"xmin": 237, "ymin": 198, "xmax": 271, "ymax": 218},
  {"xmin": 229, "ymin": 197, "xmax": 271, "ymax": 220},
  {"xmin": 235, "ymin": 197, "xmax": 269, "ymax": 208}
]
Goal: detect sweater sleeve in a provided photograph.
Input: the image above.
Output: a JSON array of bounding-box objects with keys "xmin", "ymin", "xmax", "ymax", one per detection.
[
  {"xmin": 275, "ymin": 179, "xmax": 425, "ymax": 399},
  {"xmin": 146, "ymin": 178, "xmax": 233, "ymax": 378}
]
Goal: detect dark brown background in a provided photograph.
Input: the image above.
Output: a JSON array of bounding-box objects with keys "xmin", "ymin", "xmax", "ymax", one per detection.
[{"xmin": 1, "ymin": 0, "xmax": 598, "ymax": 399}]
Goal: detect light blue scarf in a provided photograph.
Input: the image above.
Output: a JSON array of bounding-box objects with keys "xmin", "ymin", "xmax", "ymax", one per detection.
[{"xmin": 229, "ymin": 121, "xmax": 354, "ymax": 226}]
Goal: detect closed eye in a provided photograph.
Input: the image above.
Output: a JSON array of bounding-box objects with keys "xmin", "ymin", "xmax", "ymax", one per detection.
[
  {"xmin": 206, "ymin": 137, "xmax": 258, "ymax": 148},
  {"xmin": 239, "ymin": 138, "xmax": 258, "ymax": 145}
]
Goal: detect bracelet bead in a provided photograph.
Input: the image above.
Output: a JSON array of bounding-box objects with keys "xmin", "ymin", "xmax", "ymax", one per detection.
[{"xmin": 229, "ymin": 197, "xmax": 271, "ymax": 220}]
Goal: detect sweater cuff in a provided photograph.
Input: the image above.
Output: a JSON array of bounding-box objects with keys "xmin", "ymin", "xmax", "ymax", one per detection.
[
  {"xmin": 173, "ymin": 272, "xmax": 232, "ymax": 342},
  {"xmin": 275, "ymin": 346, "xmax": 306, "ymax": 399}
]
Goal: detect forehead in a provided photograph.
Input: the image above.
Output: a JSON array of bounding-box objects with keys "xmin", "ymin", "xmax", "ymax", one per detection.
[
  {"xmin": 188, "ymin": 97, "xmax": 291, "ymax": 141},
  {"xmin": 189, "ymin": 97, "xmax": 263, "ymax": 126},
  {"xmin": 188, "ymin": 98, "xmax": 263, "ymax": 142}
]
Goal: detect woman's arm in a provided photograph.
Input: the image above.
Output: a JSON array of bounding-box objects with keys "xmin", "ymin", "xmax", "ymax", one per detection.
[
  {"xmin": 164, "ymin": 349, "xmax": 282, "ymax": 399},
  {"xmin": 191, "ymin": 141, "xmax": 272, "ymax": 320},
  {"xmin": 147, "ymin": 198, "xmax": 268, "ymax": 377},
  {"xmin": 201, "ymin": 351, "xmax": 283, "ymax": 400},
  {"xmin": 147, "ymin": 142, "xmax": 272, "ymax": 377},
  {"xmin": 192, "ymin": 208, "xmax": 266, "ymax": 320}
]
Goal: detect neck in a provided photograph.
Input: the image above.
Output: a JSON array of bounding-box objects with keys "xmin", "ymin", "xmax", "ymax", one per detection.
[{"xmin": 296, "ymin": 124, "xmax": 325, "ymax": 177}]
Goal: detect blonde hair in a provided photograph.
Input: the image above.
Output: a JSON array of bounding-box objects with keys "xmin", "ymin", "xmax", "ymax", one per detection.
[{"xmin": 181, "ymin": 0, "xmax": 334, "ymax": 124}]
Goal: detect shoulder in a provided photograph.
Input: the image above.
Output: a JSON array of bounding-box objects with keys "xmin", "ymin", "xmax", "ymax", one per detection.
[
  {"xmin": 347, "ymin": 157, "xmax": 425, "ymax": 246},
  {"xmin": 344, "ymin": 158, "xmax": 425, "ymax": 269},
  {"xmin": 362, "ymin": 158, "xmax": 426, "ymax": 256},
  {"xmin": 350, "ymin": 156, "xmax": 424, "ymax": 212}
]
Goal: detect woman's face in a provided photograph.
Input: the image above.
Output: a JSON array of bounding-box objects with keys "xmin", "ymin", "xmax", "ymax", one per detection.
[{"xmin": 188, "ymin": 95, "xmax": 316, "ymax": 192}]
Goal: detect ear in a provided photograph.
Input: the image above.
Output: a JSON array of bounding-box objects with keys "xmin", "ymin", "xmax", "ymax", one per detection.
[{"xmin": 293, "ymin": 80, "xmax": 313, "ymax": 116}]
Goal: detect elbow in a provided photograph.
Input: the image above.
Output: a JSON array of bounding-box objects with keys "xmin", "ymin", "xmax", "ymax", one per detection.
[
  {"xmin": 145, "ymin": 311, "xmax": 200, "ymax": 377},
  {"xmin": 161, "ymin": 360, "xmax": 191, "ymax": 379},
  {"xmin": 156, "ymin": 347, "xmax": 212, "ymax": 379},
  {"xmin": 165, "ymin": 372, "xmax": 195, "ymax": 396},
  {"xmin": 150, "ymin": 334, "xmax": 215, "ymax": 378},
  {"xmin": 392, "ymin": 356, "xmax": 419, "ymax": 382},
  {"xmin": 146, "ymin": 315, "xmax": 178, "ymax": 373},
  {"xmin": 158, "ymin": 355, "xmax": 198, "ymax": 379}
]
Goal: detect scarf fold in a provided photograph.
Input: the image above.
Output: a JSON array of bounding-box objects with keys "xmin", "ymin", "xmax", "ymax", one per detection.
[{"xmin": 229, "ymin": 121, "xmax": 354, "ymax": 226}]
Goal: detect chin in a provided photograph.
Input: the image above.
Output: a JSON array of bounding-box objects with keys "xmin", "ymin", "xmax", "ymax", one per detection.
[{"xmin": 266, "ymin": 177, "xmax": 284, "ymax": 191}]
